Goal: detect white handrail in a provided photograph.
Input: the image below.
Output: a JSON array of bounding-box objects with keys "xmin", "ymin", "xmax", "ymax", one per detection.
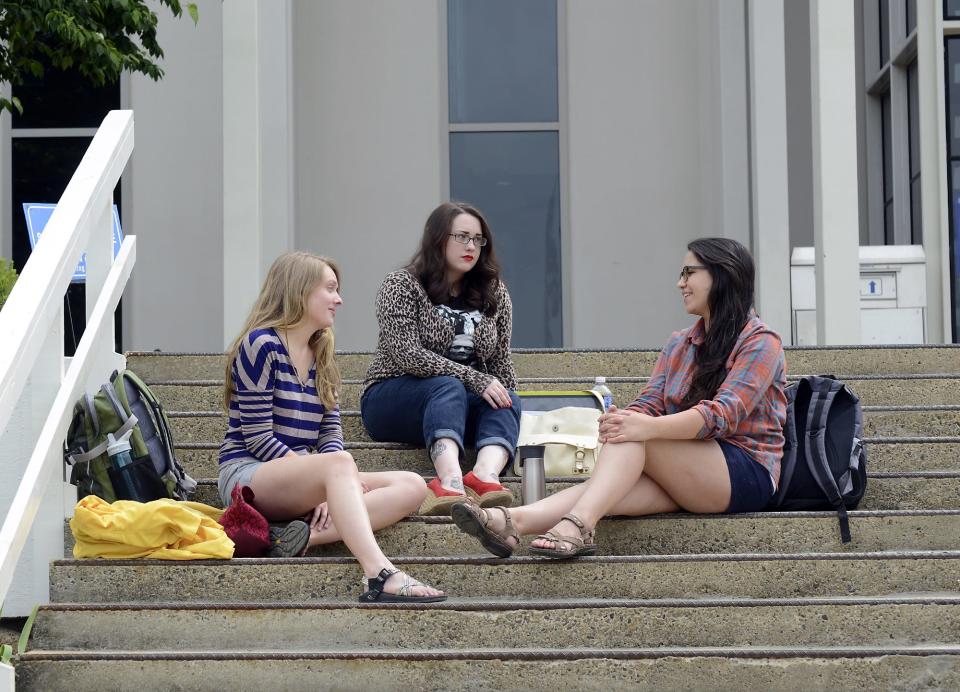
[
  {"xmin": 0, "ymin": 237, "xmax": 136, "ymax": 604},
  {"xmin": 0, "ymin": 110, "xmax": 136, "ymax": 619},
  {"xmin": 0, "ymin": 110, "xmax": 133, "ymax": 439}
]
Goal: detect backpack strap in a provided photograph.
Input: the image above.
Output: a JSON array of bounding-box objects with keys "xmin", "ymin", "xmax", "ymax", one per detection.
[
  {"xmin": 803, "ymin": 378, "xmax": 852, "ymax": 543},
  {"xmin": 101, "ymin": 382, "xmax": 130, "ymax": 421},
  {"xmin": 121, "ymin": 371, "xmax": 197, "ymax": 498},
  {"xmin": 66, "ymin": 414, "xmax": 138, "ymax": 465},
  {"xmin": 82, "ymin": 393, "xmax": 100, "ymax": 438}
]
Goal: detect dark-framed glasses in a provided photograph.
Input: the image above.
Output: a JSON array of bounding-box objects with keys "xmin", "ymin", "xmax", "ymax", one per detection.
[
  {"xmin": 449, "ymin": 233, "xmax": 488, "ymax": 247},
  {"xmin": 679, "ymin": 264, "xmax": 707, "ymax": 281}
]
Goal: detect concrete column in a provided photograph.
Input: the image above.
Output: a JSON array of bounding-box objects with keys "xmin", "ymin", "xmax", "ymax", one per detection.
[
  {"xmin": 809, "ymin": 0, "xmax": 862, "ymax": 344},
  {"xmin": 222, "ymin": 1, "xmax": 295, "ymax": 347},
  {"xmin": 920, "ymin": 0, "xmax": 950, "ymax": 341},
  {"xmin": 747, "ymin": 0, "xmax": 793, "ymax": 342}
]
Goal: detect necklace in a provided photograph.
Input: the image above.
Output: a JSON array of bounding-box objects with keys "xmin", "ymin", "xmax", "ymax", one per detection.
[{"xmin": 280, "ymin": 328, "xmax": 310, "ymax": 389}]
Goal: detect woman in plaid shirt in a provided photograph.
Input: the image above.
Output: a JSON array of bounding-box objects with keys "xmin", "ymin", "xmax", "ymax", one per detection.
[{"xmin": 451, "ymin": 238, "xmax": 787, "ymax": 559}]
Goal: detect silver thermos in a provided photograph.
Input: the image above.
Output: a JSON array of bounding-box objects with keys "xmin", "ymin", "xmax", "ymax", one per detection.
[{"xmin": 519, "ymin": 445, "xmax": 546, "ymax": 505}]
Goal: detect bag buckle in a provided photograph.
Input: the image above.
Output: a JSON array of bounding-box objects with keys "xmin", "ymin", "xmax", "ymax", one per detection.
[{"xmin": 574, "ymin": 447, "xmax": 587, "ymax": 473}]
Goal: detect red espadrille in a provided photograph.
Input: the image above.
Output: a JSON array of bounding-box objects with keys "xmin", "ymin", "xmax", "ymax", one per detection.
[
  {"xmin": 418, "ymin": 477, "xmax": 467, "ymax": 516},
  {"xmin": 463, "ymin": 471, "xmax": 514, "ymax": 508}
]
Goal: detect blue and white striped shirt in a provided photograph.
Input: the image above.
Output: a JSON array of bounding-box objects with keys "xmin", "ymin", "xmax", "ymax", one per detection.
[{"xmin": 219, "ymin": 328, "xmax": 343, "ymax": 465}]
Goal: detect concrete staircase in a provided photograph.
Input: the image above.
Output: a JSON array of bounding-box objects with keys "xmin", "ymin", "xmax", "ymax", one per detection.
[{"xmin": 15, "ymin": 346, "xmax": 960, "ymax": 690}]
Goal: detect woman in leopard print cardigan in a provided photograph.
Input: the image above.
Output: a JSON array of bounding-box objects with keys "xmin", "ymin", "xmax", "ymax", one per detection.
[{"xmin": 361, "ymin": 202, "xmax": 521, "ymax": 515}]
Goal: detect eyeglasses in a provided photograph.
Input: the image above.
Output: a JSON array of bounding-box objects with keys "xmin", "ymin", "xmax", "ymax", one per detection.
[
  {"xmin": 449, "ymin": 233, "xmax": 488, "ymax": 248},
  {"xmin": 679, "ymin": 265, "xmax": 707, "ymax": 281}
]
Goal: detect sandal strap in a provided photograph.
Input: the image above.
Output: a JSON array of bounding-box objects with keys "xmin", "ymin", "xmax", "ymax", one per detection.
[
  {"xmin": 536, "ymin": 530, "xmax": 584, "ymax": 551},
  {"xmin": 487, "ymin": 506, "xmax": 519, "ymax": 543},
  {"xmin": 561, "ymin": 513, "xmax": 594, "ymax": 541},
  {"xmin": 364, "ymin": 567, "xmax": 399, "ymax": 597},
  {"xmin": 395, "ymin": 573, "xmax": 426, "ymax": 597}
]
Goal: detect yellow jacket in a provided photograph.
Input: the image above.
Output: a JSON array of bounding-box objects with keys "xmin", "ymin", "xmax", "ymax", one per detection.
[{"xmin": 70, "ymin": 495, "xmax": 235, "ymax": 560}]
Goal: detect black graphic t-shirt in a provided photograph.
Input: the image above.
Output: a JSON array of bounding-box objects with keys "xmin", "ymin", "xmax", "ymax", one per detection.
[{"xmin": 434, "ymin": 295, "xmax": 484, "ymax": 367}]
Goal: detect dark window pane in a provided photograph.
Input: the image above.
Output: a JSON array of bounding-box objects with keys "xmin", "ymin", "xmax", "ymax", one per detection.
[
  {"xmin": 908, "ymin": 62, "xmax": 922, "ymax": 244},
  {"xmin": 11, "ymin": 137, "xmax": 123, "ymax": 353},
  {"xmin": 879, "ymin": 0, "xmax": 889, "ymax": 67},
  {"xmin": 908, "ymin": 63, "xmax": 920, "ymax": 176},
  {"xmin": 951, "ymin": 161, "xmax": 960, "ymax": 341},
  {"xmin": 884, "ymin": 200, "xmax": 894, "ymax": 245},
  {"xmin": 448, "ymin": 0, "xmax": 558, "ymax": 123},
  {"xmin": 882, "ymin": 93, "xmax": 893, "ymax": 203},
  {"xmin": 12, "ymin": 61, "xmax": 119, "ymax": 129},
  {"xmin": 450, "ymin": 131, "xmax": 561, "ymax": 346},
  {"xmin": 906, "ymin": 0, "xmax": 917, "ymax": 34},
  {"xmin": 947, "ymin": 0, "xmax": 960, "ymax": 20},
  {"xmin": 11, "ymin": 138, "xmax": 92, "ymax": 271},
  {"xmin": 911, "ymin": 176, "xmax": 923, "ymax": 244},
  {"xmin": 950, "ymin": 41, "xmax": 960, "ymax": 156}
]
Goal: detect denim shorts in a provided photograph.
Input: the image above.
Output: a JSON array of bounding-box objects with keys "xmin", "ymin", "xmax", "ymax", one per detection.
[
  {"xmin": 718, "ymin": 440, "xmax": 774, "ymax": 514},
  {"xmin": 217, "ymin": 457, "xmax": 262, "ymax": 507}
]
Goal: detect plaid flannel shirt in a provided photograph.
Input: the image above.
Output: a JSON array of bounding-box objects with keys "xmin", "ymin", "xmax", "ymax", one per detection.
[{"xmin": 628, "ymin": 315, "xmax": 787, "ymax": 486}]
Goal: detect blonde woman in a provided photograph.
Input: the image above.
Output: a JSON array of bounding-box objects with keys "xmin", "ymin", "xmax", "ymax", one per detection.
[{"xmin": 219, "ymin": 252, "xmax": 445, "ymax": 602}]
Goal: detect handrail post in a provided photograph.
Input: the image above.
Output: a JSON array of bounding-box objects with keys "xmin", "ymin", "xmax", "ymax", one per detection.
[{"xmin": 0, "ymin": 302, "xmax": 64, "ymax": 614}]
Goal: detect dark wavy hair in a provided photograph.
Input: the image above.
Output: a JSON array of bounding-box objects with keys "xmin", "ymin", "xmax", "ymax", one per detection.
[
  {"xmin": 678, "ymin": 237, "xmax": 756, "ymax": 410},
  {"xmin": 406, "ymin": 201, "xmax": 502, "ymax": 315}
]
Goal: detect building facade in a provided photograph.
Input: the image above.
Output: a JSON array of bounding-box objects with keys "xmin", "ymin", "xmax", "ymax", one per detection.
[{"xmin": 1, "ymin": 0, "xmax": 958, "ymax": 351}]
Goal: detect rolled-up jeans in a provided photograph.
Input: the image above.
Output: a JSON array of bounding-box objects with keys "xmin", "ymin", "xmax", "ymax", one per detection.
[{"xmin": 360, "ymin": 375, "xmax": 521, "ymax": 467}]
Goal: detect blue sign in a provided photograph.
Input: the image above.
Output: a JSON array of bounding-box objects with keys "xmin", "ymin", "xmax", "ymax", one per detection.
[{"xmin": 22, "ymin": 203, "xmax": 124, "ymax": 283}]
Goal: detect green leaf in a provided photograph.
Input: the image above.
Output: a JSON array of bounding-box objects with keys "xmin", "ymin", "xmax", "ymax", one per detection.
[
  {"xmin": 0, "ymin": 644, "xmax": 11, "ymax": 666},
  {"xmin": 187, "ymin": 4, "xmax": 199, "ymax": 25},
  {"xmin": 16, "ymin": 604, "xmax": 39, "ymax": 655}
]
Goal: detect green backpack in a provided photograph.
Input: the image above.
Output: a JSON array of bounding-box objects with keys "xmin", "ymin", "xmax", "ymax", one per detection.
[{"xmin": 65, "ymin": 369, "xmax": 197, "ymax": 503}]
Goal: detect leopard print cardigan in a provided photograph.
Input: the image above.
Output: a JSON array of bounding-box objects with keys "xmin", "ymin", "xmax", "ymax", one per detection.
[{"xmin": 362, "ymin": 269, "xmax": 518, "ymax": 397}]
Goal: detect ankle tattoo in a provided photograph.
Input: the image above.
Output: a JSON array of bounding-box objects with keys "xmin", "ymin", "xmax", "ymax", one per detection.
[
  {"xmin": 446, "ymin": 477, "xmax": 464, "ymax": 491},
  {"xmin": 430, "ymin": 440, "xmax": 448, "ymax": 462}
]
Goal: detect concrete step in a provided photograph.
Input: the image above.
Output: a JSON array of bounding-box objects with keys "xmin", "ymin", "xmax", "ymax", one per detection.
[
  {"xmin": 166, "ymin": 407, "xmax": 960, "ymax": 445},
  {"xmin": 126, "ymin": 345, "xmax": 960, "ymax": 381},
  {"xmin": 29, "ymin": 596, "xmax": 960, "ymax": 652},
  {"xmin": 63, "ymin": 509, "xmax": 960, "ymax": 558},
  {"xmin": 168, "ymin": 473, "xmax": 960, "ymax": 512},
  {"xmin": 151, "ymin": 374, "xmax": 960, "ymax": 411},
  {"xmin": 15, "ymin": 647, "xmax": 960, "ymax": 692},
  {"xmin": 175, "ymin": 439, "xmax": 960, "ymax": 475},
  {"xmin": 49, "ymin": 551, "xmax": 960, "ymax": 603}
]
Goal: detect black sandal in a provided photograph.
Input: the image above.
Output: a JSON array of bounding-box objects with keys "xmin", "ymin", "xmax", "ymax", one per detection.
[{"xmin": 358, "ymin": 568, "xmax": 446, "ymax": 603}]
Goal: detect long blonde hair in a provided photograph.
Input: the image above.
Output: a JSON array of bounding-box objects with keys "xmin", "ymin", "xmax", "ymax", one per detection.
[{"xmin": 224, "ymin": 252, "xmax": 342, "ymax": 411}]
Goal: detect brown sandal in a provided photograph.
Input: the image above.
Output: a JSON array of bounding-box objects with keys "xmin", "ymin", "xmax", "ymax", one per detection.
[
  {"xmin": 450, "ymin": 501, "xmax": 519, "ymax": 558},
  {"xmin": 528, "ymin": 513, "xmax": 597, "ymax": 559}
]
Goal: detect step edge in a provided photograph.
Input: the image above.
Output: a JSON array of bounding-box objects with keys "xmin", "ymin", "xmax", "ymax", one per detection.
[
  {"xmin": 38, "ymin": 594, "xmax": 960, "ymax": 613},
  {"xmin": 18, "ymin": 644, "xmax": 960, "ymax": 662}
]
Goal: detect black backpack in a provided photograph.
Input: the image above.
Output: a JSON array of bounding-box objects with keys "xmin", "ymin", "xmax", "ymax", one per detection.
[
  {"xmin": 766, "ymin": 375, "xmax": 867, "ymax": 543},
  {"xmin": 65, "ymin": 369, "xmax": 196, "ymax": 503}
]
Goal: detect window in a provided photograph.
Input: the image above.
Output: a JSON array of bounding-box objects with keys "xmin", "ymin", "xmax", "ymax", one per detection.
[
  {"xmin": 946, "ymin": 0, "xmax": 960, "ymax": 21},
  {"xmin": 945, "ymin": 38, "xmax": 960, "ymax": 340},
  {"xmin": 446, "ymin": 0, "xmax": 562, "ymax": 347},
  {"xmin": 863, "ymin": 0, "xmax": 920, "ymax": 246},
  {"xmin": 10, "ymin": 66, "xmax": 121, "ymax": 353},
  {"xmin": 882, "ymin": 93, "xmax": 894, "ymax": 243},
  {"xmin": 907, "ymin": 63, "xmax": 921, "ymax": 243}
]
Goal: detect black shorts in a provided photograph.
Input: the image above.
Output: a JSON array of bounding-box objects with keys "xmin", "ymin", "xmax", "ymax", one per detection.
[{"xmin": 719, "ymin": 440, "xmax": 774, "ymax": 514}]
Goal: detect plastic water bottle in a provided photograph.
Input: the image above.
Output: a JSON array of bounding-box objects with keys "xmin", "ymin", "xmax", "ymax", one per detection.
[
  {"xmin": 592, "ymin": 376, "xmax": 613, "ymax": 411},
  {"xmin": 107, "ymin": 430, "xmax": 138, "ymax": 500}
]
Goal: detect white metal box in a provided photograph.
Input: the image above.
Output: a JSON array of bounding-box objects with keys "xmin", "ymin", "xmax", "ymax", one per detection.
[{"xmin": 790, "ymin": 245, "xmax": 926, "ymax": 344}]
